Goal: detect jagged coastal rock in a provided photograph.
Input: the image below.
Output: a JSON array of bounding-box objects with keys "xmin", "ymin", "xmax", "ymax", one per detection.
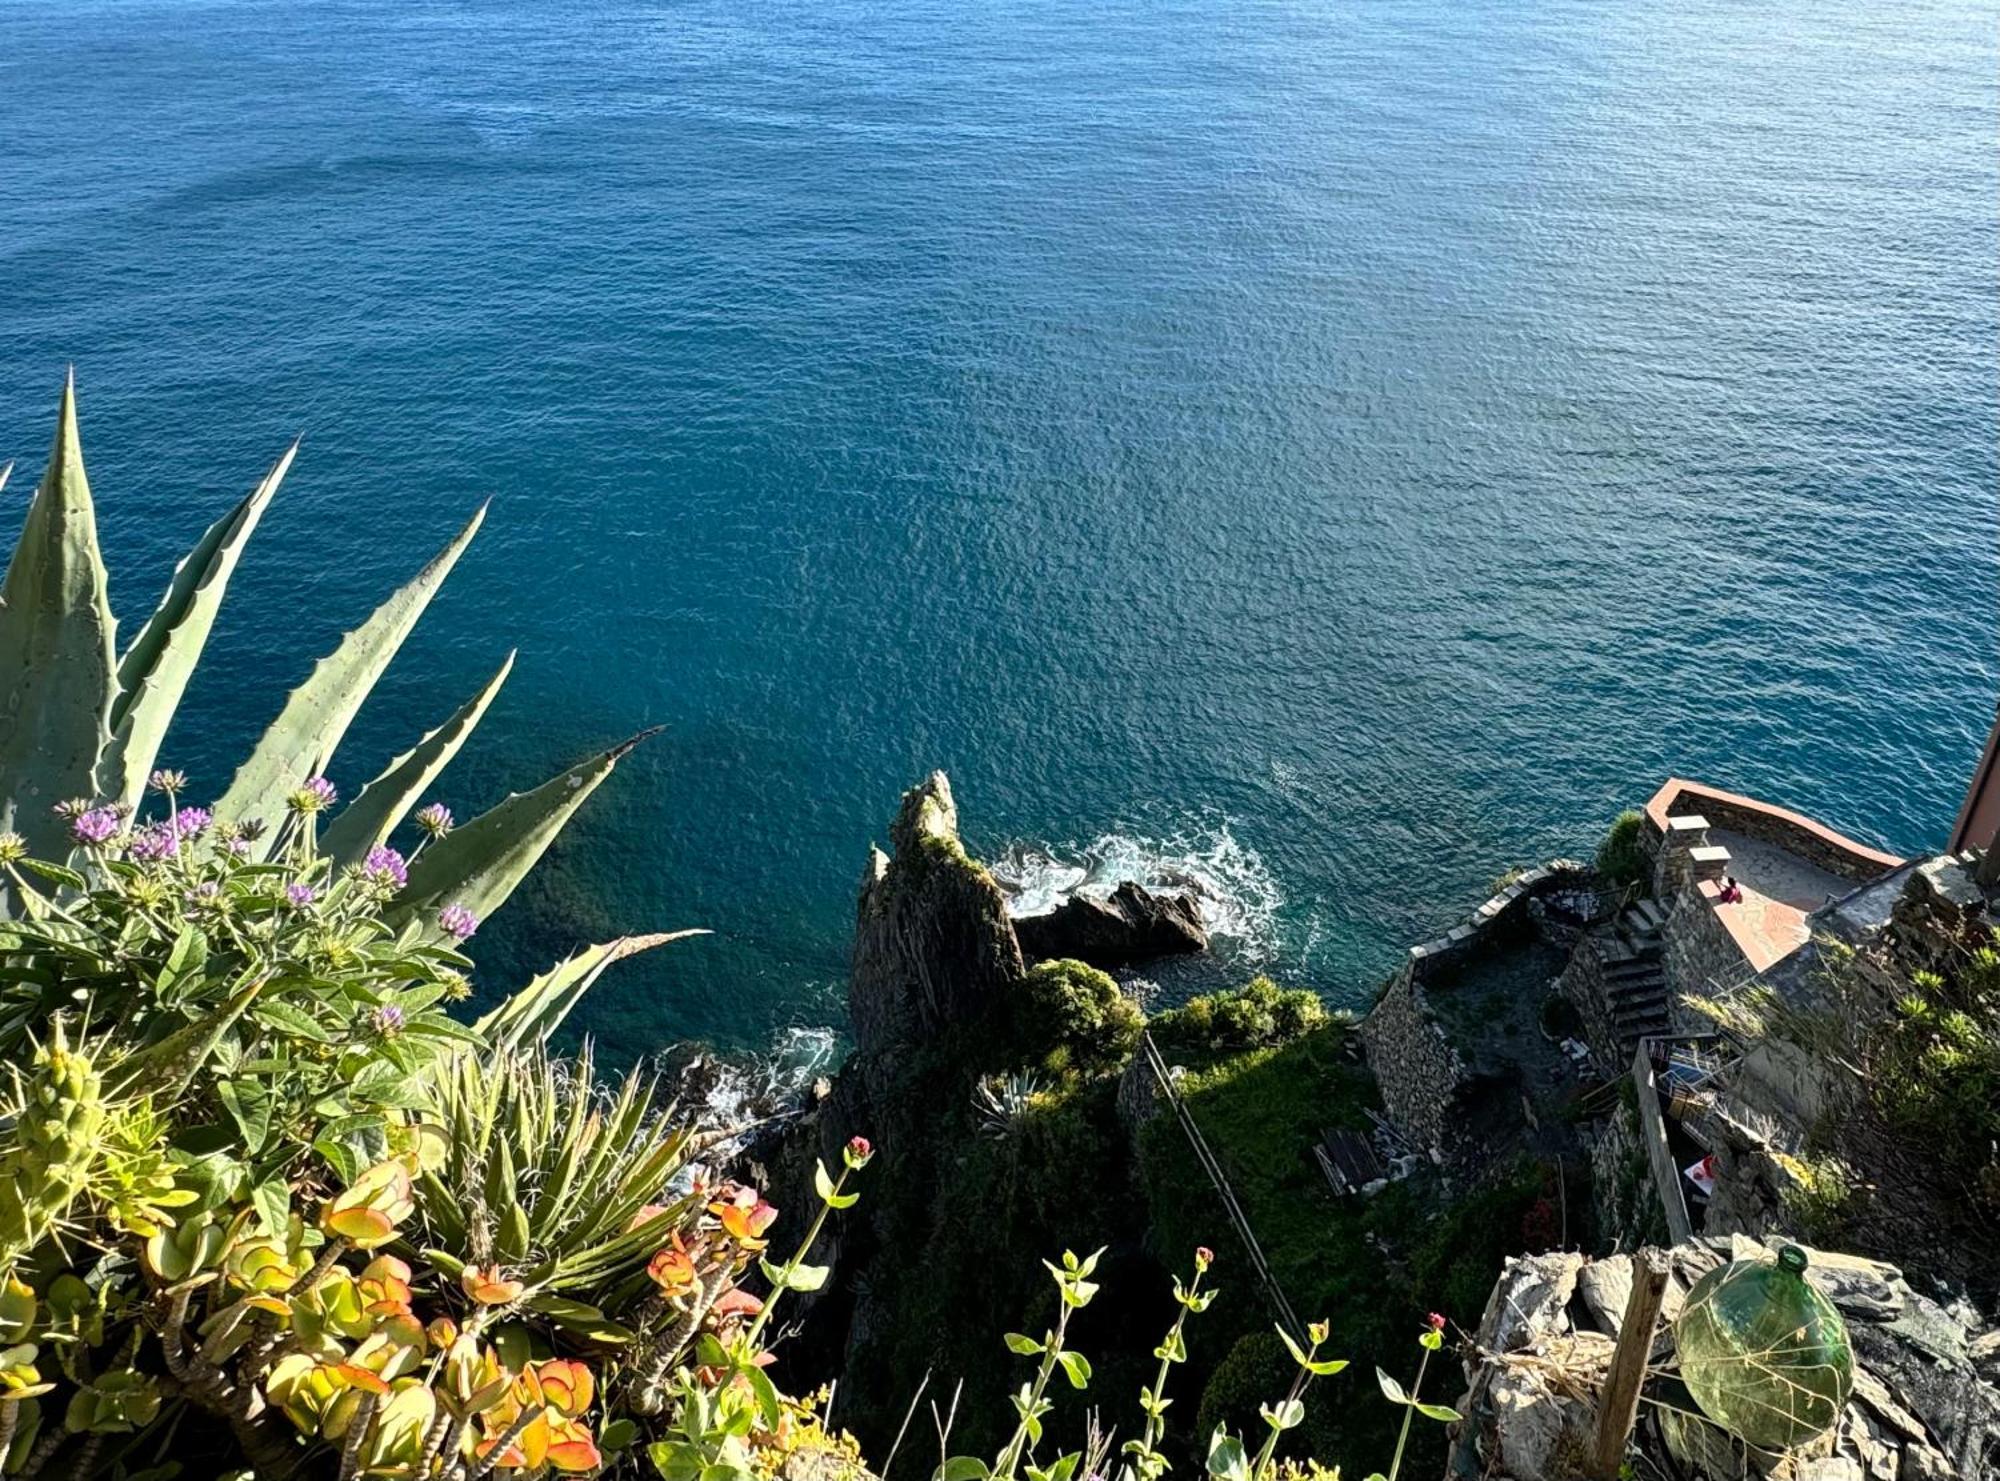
[
  {"xmin": 849, "ymin": 771, "xmax": 1026, "ymax": 1078},
  {"xmin": 1010, "ymin": 877, "xmax": 1209, "ymax": 966},
  {"xmin": 752, "ymin": 772, "xmax": 1036, "ymax": 1394}
]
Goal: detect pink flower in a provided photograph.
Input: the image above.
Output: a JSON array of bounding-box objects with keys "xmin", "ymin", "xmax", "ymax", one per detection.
[
  {"xmin": 843, "ymin": 1135, "xmax": 874, "ymax": 1170},
  {"xmin": 1427, "ymin": 1312, "xmax": 1446, "ymax": 1331}
]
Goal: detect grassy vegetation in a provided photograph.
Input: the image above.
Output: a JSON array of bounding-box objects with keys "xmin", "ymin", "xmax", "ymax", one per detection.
[{"xmin": 1595, "ymin": 808, "xmax": 1650, "ymax": 893}]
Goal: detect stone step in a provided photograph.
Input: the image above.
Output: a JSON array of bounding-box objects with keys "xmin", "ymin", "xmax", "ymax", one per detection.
[
  {"xmin": 1628, "ymin": 896, "xmax": 1668, "ymax": 932},
  {"xmin": 1602, "ymin": 938, "xmax": 1661, "ymax": 967},
  {"xmin": 1600, "ymin": 964, "xmax": 1664, "ymax": 988},
  {"xmin": 1616, "ymin": 1012, "xmax": 1664, "ymax": 1048},
  {"xmin": 1605, "ymin": 976, "xmax": 1666, "ymax": 1003}
]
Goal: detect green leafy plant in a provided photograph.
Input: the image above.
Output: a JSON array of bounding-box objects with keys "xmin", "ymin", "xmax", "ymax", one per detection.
[
  {"xmin": 1203, "ymin": 1320, "xmax": 1346, "ymax": 1481},
  {"xmin": 1360, "ymin": 1316, "xmax": 1458, "ymax": 1481},
  {"xmin": 1014, "ymin": 961, "xmax": 1143, "ymax": 1079},
  {"xmin": 1151, "ymin": 979, "xmax": 1327, "ymax": 1060},
  {"xmin": 1122, "ymin": 1247, "xmax": 1217, "ymax": 1481}
]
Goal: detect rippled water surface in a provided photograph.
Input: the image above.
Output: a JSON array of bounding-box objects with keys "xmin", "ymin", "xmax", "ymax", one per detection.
[{"xmin": 2, "ymin": 0, "xmax": 1994, "ymax": 1051}]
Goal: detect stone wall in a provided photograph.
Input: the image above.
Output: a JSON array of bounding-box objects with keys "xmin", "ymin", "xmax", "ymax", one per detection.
[
  {"xmin": 1662, "ymin": 877, "xmax": 1756, "ymax": 1028},
  {"xmin": 1362, "ymin": 859, "xmax": 1588, "ymax": 1155},
  {"xmin": 1358, "ymin": 962, "xmax": 1464, "ymax": 1158},
  {"xmin": 1401, "ymin": 859, "xmax": 1590, "ymax": 985},
  {"xmin": 1641, "ymin": 777, "xmax": 1903, "ymax": 885},
  {"xmin": 1555, "ymin": 924, "xmax": 1624, "ymax": 1068}
]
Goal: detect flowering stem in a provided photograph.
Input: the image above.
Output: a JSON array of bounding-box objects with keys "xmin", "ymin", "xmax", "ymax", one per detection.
[
  {"xmin": 743, "ymin": 1165, "xmax": 847, "ymax": 1351},
  {"xmin": 1384, "ymin": 1348, "xmax": 1430, "ymax": 1481},
  {"xmin": 994, "ymin": 1303, "xmax": 1073, "ymax": 1481},
  {"xmin": 1249, "ymin": 1338, "xmax": 1320, "ymax": 1481},
  {"xmin": 1138, "ymin": 1267, "xmax": 1205, "ymax": 1469}
]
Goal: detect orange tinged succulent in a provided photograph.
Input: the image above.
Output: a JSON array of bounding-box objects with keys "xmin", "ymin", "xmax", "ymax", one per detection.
[
  {"xmin": 647, "ymin": 1235, "xmax": 698, "ymax": 1294},
  {"xmin": 544, "ymin": 1415, "xmax": 603, "ymax": 1472},
  {"xmin": 708, "ymin": 1186, "xmax": 779, "ymax": 1250},
  {"xmin": 320, "ymin": 1161, "xmax": 415, "ymax": 1249},
  {"xmin": 459, "ymin": 1263, "xmax": 525, "ymax": 1306},
  {"xmin": 358, "ymin": 1254, "xmax": 415, "ymax": 1315}
]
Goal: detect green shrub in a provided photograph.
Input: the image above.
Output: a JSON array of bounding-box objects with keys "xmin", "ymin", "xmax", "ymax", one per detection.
[
  {"xmin": 1015, "ymin": 958, "xmax": 1144, "ymax": 1078},
  {"xmin": 1153, "ymin": 976, "xmax": 1329, "ymax": 1059},
  {"xmin": 1595, "ymin": 808, "xmax": 1650, "ymax": 892}
]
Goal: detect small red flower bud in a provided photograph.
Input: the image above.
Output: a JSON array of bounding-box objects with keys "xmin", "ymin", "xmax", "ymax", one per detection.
[
  {"xmin": 844, "ymin": 1135, "xmax": 874, "ymax": 1170},
  {"xmin": 1427, "ymin": 1312, "xmax": 1446, "ymax": 1331},
  {"xmin": 1195, "ymin": 1246, "xmax": 1214, "ymax": 1271}
]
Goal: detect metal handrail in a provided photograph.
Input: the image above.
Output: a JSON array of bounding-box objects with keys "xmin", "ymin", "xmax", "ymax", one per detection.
[{"xmin": 1141, "ymin": 1032, "xmax": 1305, "ymax": 1341}]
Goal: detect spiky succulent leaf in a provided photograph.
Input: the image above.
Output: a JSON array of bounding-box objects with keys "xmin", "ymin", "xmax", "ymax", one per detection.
[
  {"xmin": 98, "ymin": 443, "xmax": 295, "ymax": 807},
  {"xmin": 474, "ymin": 931, "xmax": 703, "ymax": 1055},
  {"xmin": 0, "ymin": 376, "xmax": 118, "ymax": 859},
  {"xmin": 319, "ymin": 650, "xmax": 515, "ymax": 867},
  {"xmin": 389, "ymin": 728, "xmax": 658, "ymax": 928},
  {"xmin": 215, "ymin": 503, "xmax": 486, "ymax": 850},
  {"xmin": 417, "ymin": 1044, "xmax": 697, "ymax": 1288}
]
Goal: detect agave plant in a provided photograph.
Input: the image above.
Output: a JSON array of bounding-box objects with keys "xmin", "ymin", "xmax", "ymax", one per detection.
[{"xmin": 0, "ymin": 374, "xmax": 642, "ymax": 914}]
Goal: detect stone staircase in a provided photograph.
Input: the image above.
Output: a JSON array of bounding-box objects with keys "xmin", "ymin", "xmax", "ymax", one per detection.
[{"xmin": 1601, "ymin": 895, "xmax": 1669, "ymax": 1053}]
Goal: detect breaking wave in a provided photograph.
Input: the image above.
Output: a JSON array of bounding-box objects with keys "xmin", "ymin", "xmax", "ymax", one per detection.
[
  {"xmin": 652, "ymin": 1023, "xmax": 841, "ymax": 1147},
  {"xmin": 988, "ymin": 824, "xmax": 1285, "ymax": 963}
]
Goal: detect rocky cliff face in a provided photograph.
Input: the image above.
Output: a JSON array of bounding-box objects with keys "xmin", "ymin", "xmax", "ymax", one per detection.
[
  {"xmin": 848, "ymin": 771, "xmax": 1025, "ymax": 1085},
  {"xmin": 750, "ymin": 772, "xmax": 1035, "ymax": 1410}
]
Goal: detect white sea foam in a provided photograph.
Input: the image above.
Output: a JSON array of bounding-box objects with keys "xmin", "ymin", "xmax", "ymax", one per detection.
[
  {"xmin": 989, "ymin": 824, "xmax": 1284, "ymax": 963},
  {"xmin": 653, "ymin": 1023, "xmax": 842, "ymax": 1149}
]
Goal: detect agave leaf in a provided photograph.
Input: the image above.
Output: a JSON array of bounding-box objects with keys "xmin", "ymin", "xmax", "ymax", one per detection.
[
  {"xmin": 0, "ymin": 375, "xmax": 118, "ymax": 858},
  {"xmin": 318, "ymin": 650, "xmax": 515, "ymax": 866},
  {"xmin": 472, "ymin": 930, "xmax": 703, "ymax": 1054},
  {"xmin": 215, "ymin": 502, "xmax": 486, "ymax": 850},
  {"xmin": 389, "ymin": 727, "xmax": 660, "ymax": 928},
  {"xmin": 99, "ymin": 442, "xmax": 297, "ymax": 807}
]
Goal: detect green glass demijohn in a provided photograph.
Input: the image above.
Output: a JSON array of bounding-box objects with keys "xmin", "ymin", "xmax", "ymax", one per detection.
[{"xmin": 1674, "ymin": 1245, "xmax": 1854, "ymax": 1451}]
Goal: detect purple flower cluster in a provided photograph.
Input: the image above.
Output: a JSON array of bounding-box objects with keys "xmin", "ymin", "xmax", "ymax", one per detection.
[
  {"xmin": 174, "ymin": 806, "xmax": 213, "ymax": 837},
  {"xmin": 363, "ymin": 845, "xmax": 408, "ymax": 889},
  {"xmin": 127, "ymin": 826, "xmax": 179, "ymax": 863},
  {"xmin": 70, "ymin": 807, "xmax": 121, "ymax": 846},
  {"xmin": 369, "ymin": 1003, "xmax": 406, "ymax": 1039},
  {"xmin": 414, "ymin": 802, "xmax": 454, "ymax": 838},
  {"xmin": 285, "ymin": 882, "xmax": 318, "ymax": 908},
  {"xmin": 437, "ymin": 902, "xmax": 479, "ymax": 941}
]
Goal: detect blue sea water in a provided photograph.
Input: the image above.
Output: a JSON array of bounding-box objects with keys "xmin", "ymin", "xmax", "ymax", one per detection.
[{"xmin": 1, "ymin": 0, "xmax": 1995, "ymax": 1057}]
